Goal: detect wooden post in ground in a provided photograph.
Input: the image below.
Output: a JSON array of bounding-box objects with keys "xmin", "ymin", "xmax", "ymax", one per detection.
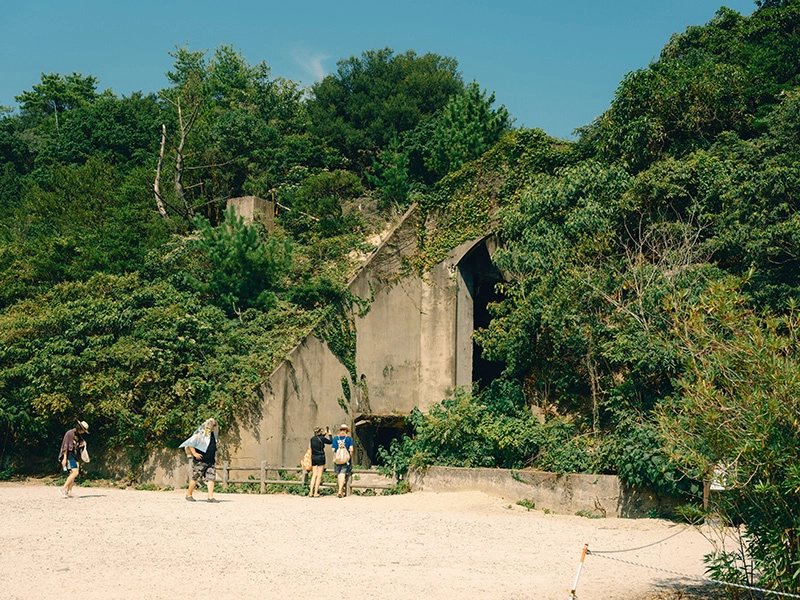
[
  {"xmin": 222, "ymin": 461, "xmax": 229, "ymax": 489},
  {"xmin": 260, "ymin": 461, "xmax": 267, "ymax": 494}
]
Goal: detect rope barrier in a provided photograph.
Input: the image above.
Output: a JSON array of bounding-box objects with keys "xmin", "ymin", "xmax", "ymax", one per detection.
[
  {"xmin": 586, "ymin": 550, "xmax": 800, "ymax": 599},
  {"xmin": 587, "ymin": 525, "xmax": 689, "ymax": 554}
]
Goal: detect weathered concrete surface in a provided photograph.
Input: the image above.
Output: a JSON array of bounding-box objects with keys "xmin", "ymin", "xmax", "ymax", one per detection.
[
  {"xmin": 349, "ymin": 206, "xmax": 472, "ymax": 414},
  {"xmin": 147, "ymin": 333, "xmax": 352, "ymax": 488},
  {"xmin": 408, "ymin": 466, "xmax": 679, "ymax": 518},
  {"xmin": 147, "ymin": 203, "xmax": 489, "ymax": 486},
  {"xmin": 227, "ymin": 195, "xmax": 276, "ymax": 229}
]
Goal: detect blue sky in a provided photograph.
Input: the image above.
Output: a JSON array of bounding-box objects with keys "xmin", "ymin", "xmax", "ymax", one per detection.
[{"xmin": 1, "ymin": 1, "xmax": 756, "ymax": 140}]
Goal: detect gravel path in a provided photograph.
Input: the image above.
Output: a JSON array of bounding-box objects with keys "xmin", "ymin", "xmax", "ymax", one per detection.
[{"xmin": 0, "ymin": 481, "xmax": 719, "ymax": 600}]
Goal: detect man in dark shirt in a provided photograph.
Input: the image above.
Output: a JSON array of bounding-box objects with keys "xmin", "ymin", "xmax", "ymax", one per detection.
[{"xmin": 180, "ymin": 418, "xmax": 219, "ymax": 503}]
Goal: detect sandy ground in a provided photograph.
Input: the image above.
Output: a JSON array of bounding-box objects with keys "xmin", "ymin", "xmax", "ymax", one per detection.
[{"xmin": 0, "ymin": 481, "xmax": 722, "ymax": 600}]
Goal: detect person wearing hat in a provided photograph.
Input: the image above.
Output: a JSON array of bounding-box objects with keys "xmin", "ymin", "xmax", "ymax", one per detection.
[
  {"xmin": 331, "ymin": 423, "xmax": 354, "ymax": 498},
  {"xmin": 58, "ymin": 420, "xmax": 89, "ymax": 498}
]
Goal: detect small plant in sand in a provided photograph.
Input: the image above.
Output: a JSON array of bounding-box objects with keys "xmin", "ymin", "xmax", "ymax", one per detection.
[{"xmin": 516, "ymin": 498, "xmax": 536, "ymax": 511}]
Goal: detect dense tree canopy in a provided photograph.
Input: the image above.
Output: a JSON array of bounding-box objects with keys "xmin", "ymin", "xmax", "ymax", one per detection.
[
  {"xmin": 306, "ymin": 47, "xmax": 464, "ymax": 172},
  {"xmin": 381, "ymin": 2, "xmax": 800, "ymax": 592},
  {"xmin": 0, "ymin": 41, "xmax": 496, "ymax": 474},
  {"xmin": 2, "ymin": 2, "xmax": 800, "ymax": 591}
]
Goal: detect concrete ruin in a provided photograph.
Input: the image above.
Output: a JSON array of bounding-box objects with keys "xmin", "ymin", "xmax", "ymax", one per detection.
[
  {"xmin": 226, "ymin": 195, "xmax": 276, "ymax": 230},
  {"xmin": 150, "ymin": 200, "xmax": 507, "ymax": 486}
]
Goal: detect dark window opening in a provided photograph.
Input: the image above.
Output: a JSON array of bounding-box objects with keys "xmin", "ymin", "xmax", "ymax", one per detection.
[
  {"xmin": 353, "ymin": 415, "xmax": 413, "ymax": 468},
  {"xmin": 472, "ymin": 273, "xmax": 506, "ymax": 389},
  {"xmin": 459, "ymin": 241, "xmax": 506, "ymax": 389}
]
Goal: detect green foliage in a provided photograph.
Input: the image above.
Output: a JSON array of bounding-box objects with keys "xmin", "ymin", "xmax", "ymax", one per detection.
[
  {"xmin": 383, "ymin": 479, "xmax": 411, "ymax": 495},
  {"xmin": 2, "ymin": 12, "xmax": 800, "ymax": 593},
  {"xmin": 186, "ymin": 206, "xmax": 292, "ymax": 315},
  {"xmin": 15, "ymin": 72, "xmax": 101, "ymax": 121},
  {"xmin": 516, "ymin": 498, "xmax": 536, "ymax": 511},
  {"xmin": 658, "ymin": 275, "xmax": 800, "ymax": 593},
  {"xmin": 278, "ymin": 169, "xmax": 365, "ymax": 240},
  {"xmin": 134, "ymin": 482, "xmax": 162, "ymax": 491},
  {"xmin": 582, "ymin": 54, "xmax": 751, "ymax": 171},
  {"xmin": 423, "ymin": 81, "xmax": 511, "ymax": 178},
  {"xmin": 0, "ymin": 272, "xmax": 321, "ymax": 473},
  {"xmin": 160, "ymin": 44, "xmax": 330, "ymax": 220},
  {"xmin": 46, "ymin": 92, "xmax": 162, "ymax": 167},
  {"xmin": 307, "ymin": 47, "xmax": 464, "ymax": 173},
  {"xmin": 575, "ymin": 510, "xmax": 604, "ymax": 519},
  {"xmin": 378, "ymin": 381, "xmax": 617, "ymax": 476},
  {"xmin": 579, "ymin": 1, "xmax": 800, "ymax": 171},
  {"xmin": 369, "ymin": 137, "xmax": 412, "ymax": 209},
  {"xmin": 413, "ymin": 128, "xmax": 578, "ymax": 273},
  {"xmin": 0, "ymin": 157, "xmax": 171, "ymax": 307},
  {"xmin": 613, "ymin": 422, "xmax": 697, "ymax": 498}
]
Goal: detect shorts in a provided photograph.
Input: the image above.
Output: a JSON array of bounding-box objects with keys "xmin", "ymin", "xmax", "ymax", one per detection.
[
  {"xmin": 334, "ymin": 462, "xmax": 351, "ymax": 475},
  {"xmin": 65, "ymin": 457, "xmax": 79, "ymax": 470},
  {"xmin": 191, "ymin": 460, "xmax": 216, "ymax": 482}
]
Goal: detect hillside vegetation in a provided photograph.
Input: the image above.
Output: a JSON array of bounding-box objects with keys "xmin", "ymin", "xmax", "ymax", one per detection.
[{"xmin": 2, "ymin": 1, "xmax": 800, "ymax": 593}]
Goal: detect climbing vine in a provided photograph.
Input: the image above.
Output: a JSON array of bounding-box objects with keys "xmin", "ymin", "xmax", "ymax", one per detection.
[
  {"xmin": 412, "ymin": 129, "xmax": 577, "ymax": 274},
  {"xmin": 314, "ymin": 286, "xmax": 373, "ymax": 385}
]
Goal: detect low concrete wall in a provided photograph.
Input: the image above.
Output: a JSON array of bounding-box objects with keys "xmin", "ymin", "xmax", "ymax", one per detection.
[{"xmin": 407, "ymin": 466, "xmax": 678, "ymax": 518}]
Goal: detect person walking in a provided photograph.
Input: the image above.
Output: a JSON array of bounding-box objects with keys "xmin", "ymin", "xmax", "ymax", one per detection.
[
  {"xmin": 180, "ymin": 418, "xmax": 219, "ymax": 503},
  {"xmin": 331, "ymin": 423, "xmax": 354, "ymax": 498},
  {"xmin": 308, "ymin": 426, "xmax": 332, "ymax": 497},
  {"xmin": 58, "ymin": 420, "xmax": 89, "ymax": 498}
]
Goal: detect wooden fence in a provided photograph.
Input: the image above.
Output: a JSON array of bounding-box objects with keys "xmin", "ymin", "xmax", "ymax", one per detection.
[{"xmin": 193, "ymin": 460, "xmax": 397, "ymax": 495}]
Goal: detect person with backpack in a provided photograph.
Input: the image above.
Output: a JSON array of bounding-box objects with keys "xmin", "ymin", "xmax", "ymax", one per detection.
[
  {"xmin": 58, "ymin": 420, "xmax": 89, "ymax": 498},
  {"xmin": 308, "ymin": 426, "xmax": 332, "ymax": 497},
  {"xmin": 331, "ymin": 423, "xmax": 354, "ymax": 498}
]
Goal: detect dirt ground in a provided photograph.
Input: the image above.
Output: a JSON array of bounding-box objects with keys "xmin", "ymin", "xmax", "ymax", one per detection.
[{"xmin": 0, "ymin": 481, "xmax": 724, "ymax": 600}]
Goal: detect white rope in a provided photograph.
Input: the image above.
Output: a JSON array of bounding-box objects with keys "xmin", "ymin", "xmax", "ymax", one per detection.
[{"xmin": 587, "ymin": 550, "xmax": 800, "ymax": 599}]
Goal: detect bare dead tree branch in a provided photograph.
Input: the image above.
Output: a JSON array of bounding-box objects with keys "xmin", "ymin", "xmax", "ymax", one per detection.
[
  {"xmin": 153, "ymin": 124, "xmax": 169, "ymax": 219},
  {"xmin": 184, "ymin": 158, "xmax": 238, "ymax": 171},
  {"xmin": 275, "ymin": 201, "xmax": 320, "ymax": 222}
]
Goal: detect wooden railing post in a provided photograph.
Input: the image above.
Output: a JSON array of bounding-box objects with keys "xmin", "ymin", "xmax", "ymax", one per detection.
[
  {"xmin": 260, "ymin": 461, "xmax": 267, "ymax": 494},
  {"xmin": 222, "ymin": 460, "xmax": 229, "ymax": 489}
]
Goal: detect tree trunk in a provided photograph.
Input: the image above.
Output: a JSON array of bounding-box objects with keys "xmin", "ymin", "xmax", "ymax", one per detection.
[
  {"xmin": 174, "ymin": 99, "xmax": 192, "ymax": 218},
  {"xmin": 153, "ymin": 124, "xmax": 169, "ymax": 219}
]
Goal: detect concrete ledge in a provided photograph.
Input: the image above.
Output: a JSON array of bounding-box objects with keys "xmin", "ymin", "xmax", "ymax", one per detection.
[{"xmin": 407, "ymin": 466, "xmax": 678, "ymax": 518}]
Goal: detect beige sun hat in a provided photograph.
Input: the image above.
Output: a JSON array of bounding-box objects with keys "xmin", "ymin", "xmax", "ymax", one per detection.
[
  {"xmin": 339, "ymin": 423, "xmax": 349, "ymax": 431},
  {"xmin": 77, "ymin": 420, "xmax": 89, "ymax": 432}
]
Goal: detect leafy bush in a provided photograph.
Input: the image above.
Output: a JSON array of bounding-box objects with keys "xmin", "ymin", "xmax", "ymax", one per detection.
[{"xmin": 613, "ymin": 422, "xmax": 700, "ymax": 499}]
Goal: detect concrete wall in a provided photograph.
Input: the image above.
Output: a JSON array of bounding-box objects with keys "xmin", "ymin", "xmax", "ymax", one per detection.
[
  {"xmin": 408, "ymin": 466, "xmax": 679, "ymax": 518},
  {"xmin": 146, "ymin": 204, "xmax": 487, "ymax": 486},
  {"xmin": 227, "ymin": 195, "xmax": 276, "ymax": 230},
  {"xmin": 349, "ymin": 206, "xmax": 467, "ymax": 414}
]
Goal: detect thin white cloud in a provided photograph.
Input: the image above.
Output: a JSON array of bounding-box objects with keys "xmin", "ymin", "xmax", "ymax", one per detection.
[{"xmin": 291, "ymin": 49, "xmax": 329, "ymax": 82}]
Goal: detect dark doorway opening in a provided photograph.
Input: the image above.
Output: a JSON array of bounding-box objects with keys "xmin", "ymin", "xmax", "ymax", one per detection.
[
  {"xmin": 459, "ymin": 241, "xmax": 506, "ymax": 389},
  {"xmin": 353, "ymin": 415, "xmax": 413, "ymax": 468}
]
